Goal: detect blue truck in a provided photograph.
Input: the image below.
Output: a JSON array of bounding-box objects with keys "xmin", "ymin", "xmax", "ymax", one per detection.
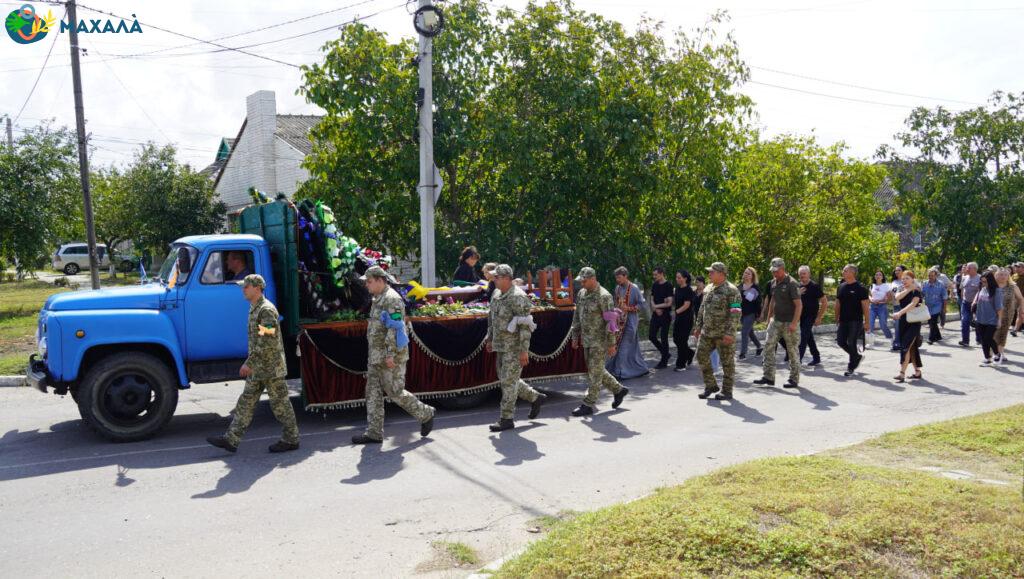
[{"xmin": 27, "ymin": 203, "xmax": 308, "ymax": 442}]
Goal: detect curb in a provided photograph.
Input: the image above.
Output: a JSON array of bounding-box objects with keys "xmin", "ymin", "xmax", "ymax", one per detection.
[{"xmin": 0, "ymin": 375, "xmax": 27, "ymax": 387}]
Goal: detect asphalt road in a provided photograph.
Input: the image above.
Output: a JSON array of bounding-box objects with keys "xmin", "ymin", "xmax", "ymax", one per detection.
[{"xmin": 2, "ymin": 335, "xmax": 1023, "ymax": 578}]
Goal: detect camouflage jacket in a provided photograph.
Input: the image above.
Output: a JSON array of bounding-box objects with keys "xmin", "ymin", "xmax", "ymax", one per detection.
[
  {"xmin": 487, "ymin": 285, "xmax": 534, "ymax": 353},
  {"xmin": 571, "ymin": 285, "xmax": 617, "ymax": 349},
  {"xmin": 246, "ymin": 296, "xmax": 287, "ymax": 380},
  {"xmin": 367, "ymin": 287, "xmax": 407, "ymax": 364},
  {"xmin": 695, "ymin": 281, "xmax": 741, "ymax": 339}
]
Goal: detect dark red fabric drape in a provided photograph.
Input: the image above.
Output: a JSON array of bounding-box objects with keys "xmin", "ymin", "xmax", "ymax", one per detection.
[{"xmin": 299, "ymin": 308, "xmax": 586, "ymax": 407}]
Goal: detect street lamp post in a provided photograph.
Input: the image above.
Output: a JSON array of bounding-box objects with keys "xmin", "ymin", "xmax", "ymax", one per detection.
[{"xmin": 414, "ymin": 1, "xmax": 444, "ymax": 287}]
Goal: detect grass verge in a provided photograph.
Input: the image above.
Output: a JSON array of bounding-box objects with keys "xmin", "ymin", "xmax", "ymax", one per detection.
[
  {"xmin": 0, "ymin": 275, "xmax": 137, "ymax": 376},
  {"xmin": 496, "ymin": 407, "xmax": 1024, "ymax": 578}
]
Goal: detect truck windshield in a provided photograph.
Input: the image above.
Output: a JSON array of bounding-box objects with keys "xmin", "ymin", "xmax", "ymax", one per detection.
[{"xmin": 156, "ymin": 245, "xmax": 198, "ymax": 287}]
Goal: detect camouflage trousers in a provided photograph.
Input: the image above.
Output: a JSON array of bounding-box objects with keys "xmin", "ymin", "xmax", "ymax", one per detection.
[
  {"xmin": 763, "ymin": 320, "xmax": 800, "ymax": 383},
  {"xmin": 226, "ymin": 377, "xmax": 299, "ymax": 446},
  {"xmin": 583, "ymin": 346, "xmax": 623, "ymax": 406},
  {"xmin": 696, "ymin": 335, "xmax": 736, "ymax": 395},
  {"xmin": 496, "ymin": 350, "xmax": 540, "ymax": 420},
  {"xmin": 364, "ymin": 351, "xmax": 434, "ymax": 440}
]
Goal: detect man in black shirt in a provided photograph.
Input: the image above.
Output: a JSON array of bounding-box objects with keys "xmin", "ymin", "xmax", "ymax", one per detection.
[
  {"xmin": 797, "ymin": 265, "xmax": 827, "ymax": 366},
  {"xmin": 649, "ymin": 267, "xmax": 674, "ymax": 368},
  {"xmin": 834, "ymin": 264, "xmax": 871, "ymax": 376}
]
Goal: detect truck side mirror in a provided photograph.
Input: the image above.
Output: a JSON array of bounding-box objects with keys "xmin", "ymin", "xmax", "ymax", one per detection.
[{"xmin": 177, "ymin": 247, "xmax": 192, "ymax": 274}]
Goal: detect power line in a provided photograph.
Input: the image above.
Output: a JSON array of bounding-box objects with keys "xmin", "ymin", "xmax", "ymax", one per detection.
[
  {"xmin": 111, "ymin": 2, "xmax": 410, "ymax": 61},
  {"xmin": 84, "ymin": 40, "xmax": 173, "ymax": 143},
  {"xmin": 750, "ymin": 65, "xmax": 984, "ymax": 106},
  {"xmin": 12, "ymin": 5, "xmax": 68, "ymax": 125},
  {"xmin": 114, "ymin": 0, "xmax": 389, "ymax": 59},
  {"xmin": 747, "ymin": 80, "xmax": 922, "ymax": 109},
  {"xmin": 74, "ymin": 2, "xmax": 303, "ymax": 68}
]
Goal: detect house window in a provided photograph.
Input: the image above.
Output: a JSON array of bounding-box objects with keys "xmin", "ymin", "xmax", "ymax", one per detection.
[{"xmin": 201, "ymin": 250, "xmax": 254, "ymax": 284}]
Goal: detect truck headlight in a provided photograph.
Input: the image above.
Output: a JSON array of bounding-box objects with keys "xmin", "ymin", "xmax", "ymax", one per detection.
[{"xmin": 38, "ymin": 332, "xmax": 47, "ymax": 358}]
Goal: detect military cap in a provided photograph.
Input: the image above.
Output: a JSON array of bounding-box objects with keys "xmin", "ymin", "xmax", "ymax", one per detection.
[
  {"xmin": 494, "ymin": 264, "xmax": 514, "ymax": 277},
  {"xmin": 769, "ymin": 257, "xmax": 786, "ymax": 272},
  {"xmin": 575, "ymin": 267, "xmax": 597, "ymax": 281},
  {"xmin": 705, "ymin": 262, "xmax": 727, "ymax": 274},
  {"xmin": 361, "ymin": 265, "xmax": 396, "ymax": 283},
  {"xmin": 239, "ymin": 273, "xmax": 266, "ymax": 288}
]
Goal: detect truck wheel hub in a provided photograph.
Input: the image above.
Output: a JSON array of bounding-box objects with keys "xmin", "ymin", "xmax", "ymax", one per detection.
[{"xmin": 104, "ymin": 374, "xmax": 153, "ymax": 418}]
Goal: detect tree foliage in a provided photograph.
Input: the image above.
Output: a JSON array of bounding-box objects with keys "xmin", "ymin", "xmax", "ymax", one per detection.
[
  {"xmin": 725, "ymin": 135, "xmax": 897, "ymax": 282},
  {"xmin": 879, "ymin": 91, "xmax": 1024, "ymax": 267},
  {"xmin": 0, "ymin": 123, "xmax": 80, "ymax": 275},
  {"xmin": 298, "ymin": 0, "xmax": 752, "ymax": 284},
  {"xmin": 117, "ymin": 144, "xmax": 226, "ymax": 254}
]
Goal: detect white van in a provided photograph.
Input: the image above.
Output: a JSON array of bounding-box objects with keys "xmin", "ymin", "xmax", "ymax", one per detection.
[{"xmin": 52, "ymin": 243, "xmax": 110, "ymax": 275}]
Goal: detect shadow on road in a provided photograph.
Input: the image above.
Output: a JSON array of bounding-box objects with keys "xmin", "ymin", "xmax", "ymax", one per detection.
[
  {"xmin": 340, "ymin": 436, "xmax": 429, "ymax": 485},
  {"xmin": 490, "ymin": 422, "xmax": 546, "ymax": 466},
  {"xmin": 706, "ymin": 397, "xmax": 773, "ymax": 423},
  {"xmin": 580, "ymin": 408, "xmax": 640, "ymax": 443}
]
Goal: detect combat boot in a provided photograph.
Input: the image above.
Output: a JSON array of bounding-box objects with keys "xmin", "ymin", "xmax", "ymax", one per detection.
[
  {"xmin": 698, "ymin": 386, "xmax": 720, "ymax": 399},
  {"xmin": 351, "ymin": 434, "xmax": 383, "ymax": 445},
  {"xmin": 612, "ymin": 387, "xmax": 630, "ymax": 409},
  {"xmin": 528, "ymin": 393, "xmax": 548, "ymax": 419},
  {"xmin": 269, "ymin": 440, "xmax": 299, "ymax": 453},
  {"xmin": 714, "ymin": 393, "xmax": 732, "ymax": 400},
  {"xmin": 206, "ymin": 435, "xmax": 237, "ymax": 453},
  {"xmin": 489, "ymin": 418, "xmax": 514, "ymax": 432},
  {"xmin": 420, "ymin": 416, "xmax": 434, "ymax": 437},
  {"xmin": 753, "ymin": 377, "xmax": 775, "ymax": 386},
  {"xmin": 571, "ymin": 404, "xmax": 594, "ymax": 416}
]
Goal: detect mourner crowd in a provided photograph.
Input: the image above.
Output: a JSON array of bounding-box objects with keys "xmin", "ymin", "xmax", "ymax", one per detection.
[{"xmin": 206, "ymin": 250, "xmax": 1024, "ymax": 453}]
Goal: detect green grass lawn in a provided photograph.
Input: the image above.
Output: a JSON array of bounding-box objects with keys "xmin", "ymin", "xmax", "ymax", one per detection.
[
  {"xmin": 495, "ymin": 406, "xmax": 1024, "ymax": 578},
  {"xmin": 0, "ymin": 275, "xmax": 138, "ymax": 376}
]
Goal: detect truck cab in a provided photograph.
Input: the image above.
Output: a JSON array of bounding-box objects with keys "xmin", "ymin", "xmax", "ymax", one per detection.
[{"xmin": 28, "ymin": 234, "xmax": 282, "ymax": 441}]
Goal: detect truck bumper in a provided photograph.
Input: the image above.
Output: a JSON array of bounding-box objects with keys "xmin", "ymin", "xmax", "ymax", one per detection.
[{"xmin": 27, "ymin": 354, "xmax": 52, "ymax": 393}]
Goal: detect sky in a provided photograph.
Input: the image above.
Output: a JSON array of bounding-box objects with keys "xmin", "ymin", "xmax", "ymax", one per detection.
[{"xmin": 1, "ymin": 0, "xmax": 1021, "ymax": 171}]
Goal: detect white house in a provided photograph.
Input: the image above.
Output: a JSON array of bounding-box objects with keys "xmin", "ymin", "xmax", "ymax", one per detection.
[{"xmin": 212, "ymin": 90, "xmax": 321, "ymax": 220}]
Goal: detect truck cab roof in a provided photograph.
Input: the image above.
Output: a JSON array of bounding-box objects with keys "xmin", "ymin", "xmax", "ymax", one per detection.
[{"xmin": 175, "ymin": 234, "xmax": 266, "ymax": 249}]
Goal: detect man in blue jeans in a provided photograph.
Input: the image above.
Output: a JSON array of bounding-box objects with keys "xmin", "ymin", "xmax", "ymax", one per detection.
[{"xmin": 959, "ymin": 262, "xmax": 981, "ymax": 346}]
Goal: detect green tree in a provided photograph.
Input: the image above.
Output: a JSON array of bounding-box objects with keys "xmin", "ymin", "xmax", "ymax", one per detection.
[
  {"xmin": 0, "ymin": 123, "xmax": 80, "ymax": 278},
  {"xmin": 120, "ymin": 144, "xmax": 226, "ymax": 256},
  {"xmin": 91, "ymin": 168, "xmax": 138, "ymax": 277},
  {"xmin": 878, "ymin": 91, "xmax": 1024, "ymax": 267},
  {"xmin": 725, "ymin": 135, "xmax": 898, "ymax": 282},
  {"xmin": 298, "ymin": 0, "xmax": 751, "ymax": 285}
]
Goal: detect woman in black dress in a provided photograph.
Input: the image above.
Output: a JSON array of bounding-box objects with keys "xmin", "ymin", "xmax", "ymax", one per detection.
[
  {"xmin": 672, "ymin": 270, "xmax": 696, "ymax": 370},
  {"xmin": 452, "ymin": 246, "xmax": 481, "ymax": 285},
  {"xmin": 891, "ymin": 270, "xmax": 924, "ymax": 382}
]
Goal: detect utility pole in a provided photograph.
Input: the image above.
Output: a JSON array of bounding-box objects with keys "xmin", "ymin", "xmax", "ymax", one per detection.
[
  {"xmin": 67, "ymin": 0, "xmax": 100, "ymax": 290},
  {"xmin": 415, "ymin": 0, "xmax": 438, "ymax": 287},
  {"xmin": 5, "ymin": 116, "xmax": 12, "ymax": 149}
]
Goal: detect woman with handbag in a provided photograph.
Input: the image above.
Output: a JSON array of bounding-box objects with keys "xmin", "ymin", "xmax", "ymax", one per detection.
[{"xmin": 891, "ymin": 270, "xmax": 926, "ymax": 382}]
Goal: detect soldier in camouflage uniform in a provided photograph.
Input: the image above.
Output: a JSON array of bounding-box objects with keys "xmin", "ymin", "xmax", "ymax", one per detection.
[
  {"xmin": 485, "ymin": 264, "xmax": 547, "ymax": 432},
  {"xmin": 352, "ymin": 266, "xmax": 435, "ymax": 444},
  {"xmin": 569, "ymin": 267, "xmax": 629, "ymax": 416},
  {"xmin": 755, "ymin": 257, "xmax": 802, "ymax": 388},
  {"xmin": 694, "ymin": 262, "xmax": 742, "ymax": 400},
  {"xmin": 207, "ymin": 274, "xmax": 300, "ymax": 453}
]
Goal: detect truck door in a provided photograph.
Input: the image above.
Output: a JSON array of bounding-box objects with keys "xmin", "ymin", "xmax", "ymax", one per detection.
[{"xmin": 184, "ymin": 249, "xmax": 255, "ymax": 364}]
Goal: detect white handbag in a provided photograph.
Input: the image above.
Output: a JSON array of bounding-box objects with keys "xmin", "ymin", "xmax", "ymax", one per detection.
[{"xmin": 906, "ymin": 303, "xmax": 930, "ymax": 324}]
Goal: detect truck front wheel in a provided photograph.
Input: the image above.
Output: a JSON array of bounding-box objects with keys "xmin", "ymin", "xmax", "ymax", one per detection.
[{"xmin": 77, "ymin": 352, "xmax": 178, "ymax": 442}]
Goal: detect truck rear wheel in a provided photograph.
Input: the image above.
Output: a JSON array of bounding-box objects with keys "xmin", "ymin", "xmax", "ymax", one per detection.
[{"xmin": 77, "ymin": 352, "xmax": 178, "ymax": 442}]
